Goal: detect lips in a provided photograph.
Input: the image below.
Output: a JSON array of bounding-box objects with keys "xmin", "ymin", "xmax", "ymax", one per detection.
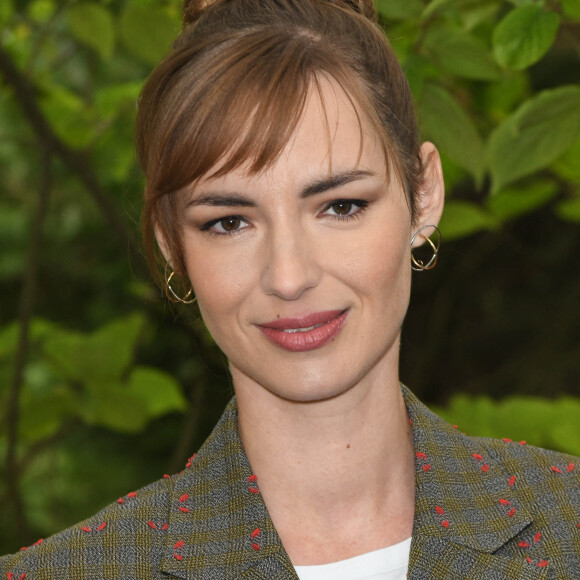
[{"xmin": 258, "ymin": 310, "xmax": 348, "ymax": 352}]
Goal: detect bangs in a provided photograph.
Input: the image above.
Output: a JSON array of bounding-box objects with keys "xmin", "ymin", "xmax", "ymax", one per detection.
[{"xmin": 144, "ymin": 29, "xmax": 383, "ymax": 199}]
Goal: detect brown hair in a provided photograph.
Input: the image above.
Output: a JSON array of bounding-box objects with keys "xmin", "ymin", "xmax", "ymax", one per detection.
[{"xmin": 136, "ymin": 0, "xmax": 423, "ymax": 284}]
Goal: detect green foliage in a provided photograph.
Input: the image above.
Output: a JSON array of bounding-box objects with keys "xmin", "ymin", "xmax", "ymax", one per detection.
[
  {"xmin": 435, "ymin": 394, "xmax": 580, "ymax": 456},
  {"xmin": 488, "ymin": 86, "xmax": 580, "ymax": 192},
  {"xmin": 67, "ymin": 3, "xmax": 116, "ymax": 60},
  {"xmin": 486, "ymin": 180, "xmax": 559, "ymax": 221},
  {"xmin": 418, "ymin": 84, "xmax": 485, "ymax": 184},
  {"xmin": 438, "ymin": 200, "xmax": 498, "ymax": 239},
  {"xmin": 422, "ymin": 27, "xmax": 500, "ymax": 81},
  {"xmin": 119, "ymin": 0, "xmax": 180, "ymax": 65},
  {"xmin": 493, "ymin": 6, "xmax": 561, "ymax": 70}
]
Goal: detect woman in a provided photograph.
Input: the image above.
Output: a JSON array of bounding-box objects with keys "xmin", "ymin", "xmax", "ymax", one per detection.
[{"xmin": 1, "ymin": 0, "xmax": 579, "ymax": 578}]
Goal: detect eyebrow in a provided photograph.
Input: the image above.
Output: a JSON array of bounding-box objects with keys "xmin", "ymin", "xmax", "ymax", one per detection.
[{"xmin": 186, "ymin": 169, "xmax": 375, "ymax": 208}]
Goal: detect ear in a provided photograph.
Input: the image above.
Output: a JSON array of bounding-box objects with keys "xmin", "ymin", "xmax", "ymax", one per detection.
[
  {"xmin": 411, "ymin": 142, "xmax": 445, "ymax": 248},
  {"xmin": 154, "ymin": 225, "xmax": 173, "ymax": 268}
]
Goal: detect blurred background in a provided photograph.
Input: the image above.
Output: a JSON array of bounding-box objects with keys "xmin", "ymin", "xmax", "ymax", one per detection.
[{"xmin": 1, "ymin": 0, "xmax": 579, "ymax": 555}]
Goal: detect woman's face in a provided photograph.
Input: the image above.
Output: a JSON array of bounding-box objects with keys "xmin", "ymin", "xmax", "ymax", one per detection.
[{"xmin": 177, "ymin": 79, "xmax": 439, "ymax": 403}]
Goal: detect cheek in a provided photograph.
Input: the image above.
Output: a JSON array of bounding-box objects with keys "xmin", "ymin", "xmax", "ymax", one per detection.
[
  {"xmin": 335, "ymin": 226, "xmax": 411, "ymax": 299},
  {"xmin": 183, "ymin": 241, "xmax": 256, "ymax": 331}
]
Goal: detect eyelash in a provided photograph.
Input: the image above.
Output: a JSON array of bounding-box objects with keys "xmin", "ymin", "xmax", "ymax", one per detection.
[{"xmin": 200, "ymin": 199, "xmax": 369, "ymax": 237}]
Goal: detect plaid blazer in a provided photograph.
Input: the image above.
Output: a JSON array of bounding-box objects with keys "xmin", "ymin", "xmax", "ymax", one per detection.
[{"xmin": 2, "ymin": 385, "xmax": 579, "ymax": 579}]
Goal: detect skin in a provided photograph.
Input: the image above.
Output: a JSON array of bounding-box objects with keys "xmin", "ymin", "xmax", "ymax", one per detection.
[{"xmin": 160, "ymin": 78, "xmax": 444, "ymax": 564}]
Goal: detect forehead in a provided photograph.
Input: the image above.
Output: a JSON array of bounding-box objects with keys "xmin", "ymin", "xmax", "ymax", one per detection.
[{"xmin": 199, "ymin": 77, "xmax": 386, "ymax": 189}]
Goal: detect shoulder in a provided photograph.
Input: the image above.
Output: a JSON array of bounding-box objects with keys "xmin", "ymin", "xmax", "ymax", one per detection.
[
  {"xmin": 0, "ymin": 472, "xmax": 175, "ymax": 579},
  {"xmin": 475, "ymin": 434, "xmax": 580, "ymax": 487},
  {"xmin": 0, "ymin": 399, "xmax": 244, "ymax": 579},
  {"xmin": 473, "ymin": 435, "xmax": 580, "ymax": 531}
]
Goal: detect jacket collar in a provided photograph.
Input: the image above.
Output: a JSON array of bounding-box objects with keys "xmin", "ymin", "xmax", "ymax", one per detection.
[
  {"xmin": 159, "ymin": 398, "xmax": 295, "ymax": 579},
  {"xmin": 160, "ymin": 386, "xmax": 541, "ymax": 579}
]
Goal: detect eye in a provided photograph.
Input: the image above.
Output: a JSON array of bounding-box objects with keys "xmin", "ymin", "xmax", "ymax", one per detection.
[
  {"xmin": 203, "ymin": 215, "xmax": 249, "ymax": 235},
  {"xmin": 322, "ymin": 199, "xmax": 368, "ymax": 219}
]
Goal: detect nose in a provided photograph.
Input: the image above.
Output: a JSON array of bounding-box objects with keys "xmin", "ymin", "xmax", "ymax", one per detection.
[{"xmin": 260, "ymin": 226, "xmax": 322, "ymax": 300}]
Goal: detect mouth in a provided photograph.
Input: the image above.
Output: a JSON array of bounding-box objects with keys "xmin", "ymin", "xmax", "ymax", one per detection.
[{"xmin": 258, "ymin": 309, "xmax": 349, "ymax": 352}]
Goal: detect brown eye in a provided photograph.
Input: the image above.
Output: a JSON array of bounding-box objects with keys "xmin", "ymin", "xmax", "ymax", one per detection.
[
  {"xmin": 221, "ymin": 217, "xmax": 241, "ymax": 231},
  {"xmin": 330, "ymin": 201, "xmax": 353, "ymax": 215}
]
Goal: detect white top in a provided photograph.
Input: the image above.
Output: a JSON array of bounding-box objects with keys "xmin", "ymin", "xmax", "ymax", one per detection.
[{"xmin": 294, "ymin": 537, "xmax": 412, "ymax": 580}]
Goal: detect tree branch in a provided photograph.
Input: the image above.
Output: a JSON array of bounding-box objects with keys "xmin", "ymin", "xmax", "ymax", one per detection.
[
  {"xmin": 0, "ymin": 44, "xmax": 143, "ymax": 268},
  {"xmin": 5, "ymin": 150, "xmax": 52, "ymax": 545}
]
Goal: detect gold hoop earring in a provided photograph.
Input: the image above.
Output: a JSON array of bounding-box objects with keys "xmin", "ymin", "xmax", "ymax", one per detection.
[
  {"xmin": 410, "ymin": 225, "xmax": 440, "ymax": 271},
  {"xmin": 165, "ymin": 269, "xmax": 196, "ymax": 304}
]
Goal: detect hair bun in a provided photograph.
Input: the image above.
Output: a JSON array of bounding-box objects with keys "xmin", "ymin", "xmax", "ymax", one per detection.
[
  {"xmin": 183, "ymin": 0, "xmax": 220, "ymax": 26},
  {"xmin": 183, "ymin": 0, "xmax": 376, "ymax": 27},
  {"xmin": 335, "ymin": 0, "xmax": 376, "ymax": 19}
]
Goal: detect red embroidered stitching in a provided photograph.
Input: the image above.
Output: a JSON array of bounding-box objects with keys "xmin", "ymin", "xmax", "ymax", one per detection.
[
  {"xmin": 118, "ymin": 491, "xmax": 137, "ymax": 504},
  {"xmin": 251, "ymin": 528, "xmax": 262, "ymax": 550},
  {"xmin": 19, "ymin": 538, "xmax": 43, "ymax": 552},
  {"xmin": 435, "ymin": 505, "xmax": 450, "ymax": 528},
  {"xmin": 499, "ymin": 498, "xmax": 516, "ymax": 517},
  {"xmin": 6, "ymin": 573, "xmax": 26, "ymax": 580},
  {"xmin": 472, "ymin": 453, "xmax": 490, "ymax": 472},
  {"xmin": 247, "ymin": 475, "xmax": 260, "ymax": 493},
  {"xmin": 185, "ymin": 453, "xmax": 197, "ymax": 468},
  {"xmin": 81, "ymin": 522, "xmax": 106, "ymax": 533},
  {"xmin": 527, "ymin": 556, "xmax": 548, "ymax": 568},
  {"xmin": 148, "ymin": 521, "xmax": 169, "ymax": 531},
  {"xmin": 508, "ymin": 475, "xmax": 516, "ymax": 487},
  {"xmin": 415, "ymin": 452, "xmax": 431, "ymax": 472},
  {"xmin": 174, "ymin": 540, "xmax": 184, "ymax": 561},
  {"xmin": 177, "ymin": 493, "xmax": 190, "ymax": 513},
  {"xmin": 502, "ymin": 438, "xmax": 512, "ymax": 443}
]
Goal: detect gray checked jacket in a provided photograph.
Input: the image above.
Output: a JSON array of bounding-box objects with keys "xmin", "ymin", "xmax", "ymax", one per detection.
[{"xmin": 1, "ymin": 385, "xmax": 580, "ymax": 579}]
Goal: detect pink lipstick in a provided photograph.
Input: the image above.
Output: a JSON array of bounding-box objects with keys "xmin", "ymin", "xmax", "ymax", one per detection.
[{"xmin": 258, "ymin": 310, "xmax": 348, "ymax": 352}]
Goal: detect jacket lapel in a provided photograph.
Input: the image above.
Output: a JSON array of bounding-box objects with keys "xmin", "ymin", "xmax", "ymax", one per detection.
[
  {"xmin": 402, "ymin": 386, "xmax": 547, "ymax": 579},
  {"xmin": 159, "ymin": 399, "xmax": 298, "ymax": 579}
]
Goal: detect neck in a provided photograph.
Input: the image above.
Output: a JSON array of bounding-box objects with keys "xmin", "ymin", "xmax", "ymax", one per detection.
[{"xmin": 234, "ymin": 359, "xmax": 415, "ymax": 565}]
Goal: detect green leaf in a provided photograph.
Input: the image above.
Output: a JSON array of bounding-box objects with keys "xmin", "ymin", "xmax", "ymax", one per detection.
[
  {"xmin": 555, "ymin": 194, "xmax": 580, "ymax": 224},
  {"xmin": 488, "ymin": 86, "xmax": 580, "ymax": 192},
  {"xmin": 43, "ymin": 313, "xmax": 145, "ymax": 384},
  {"xmin": 487, "ymin": 180, "xmax": 558, "ymax": 221},
  {"xmin": 482, "ymin": 72, "xmax": 530, "ymax": 122},
  {"xmin": 551, "ymin": 135, "xmax": 580, "ymax": 184},
  {"xmin": 81, "ymin": 382, "xmax": 149, "ymax": 433},
  {"xmin": 126, "ymin": 367, "xmax": 187, "ymax": 418},
  {"xmin": 493, "ymin": 6, "xmax": 560, "ymax": 70},
  {"xmin": 376, "ymin": 0, "xmax": 425, "ymax": 20},
  {"xmin": 563, "ymin": 0, "xmax": 580, "ymax": 20},
  {"xmin": 19, "ymin": 388, "xmax": 72, "ymax": 444},
  {"xmin": 422, "ymin": 27, "xmax": 500, "ymax": 81},
  {"xmin": 119, "ymin": 1, "xmax": 179, "ymax": 66},
  {"xmin": 418, "ymin": 84, "xmax": 485, "ymax": 183},
  {"xmin": 68, "ymin": 3, "xmax": 115, "ymax": 60},
  {"xmin": 439, "ymin": 200, "xmax": 498, "ymax": 239}
]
